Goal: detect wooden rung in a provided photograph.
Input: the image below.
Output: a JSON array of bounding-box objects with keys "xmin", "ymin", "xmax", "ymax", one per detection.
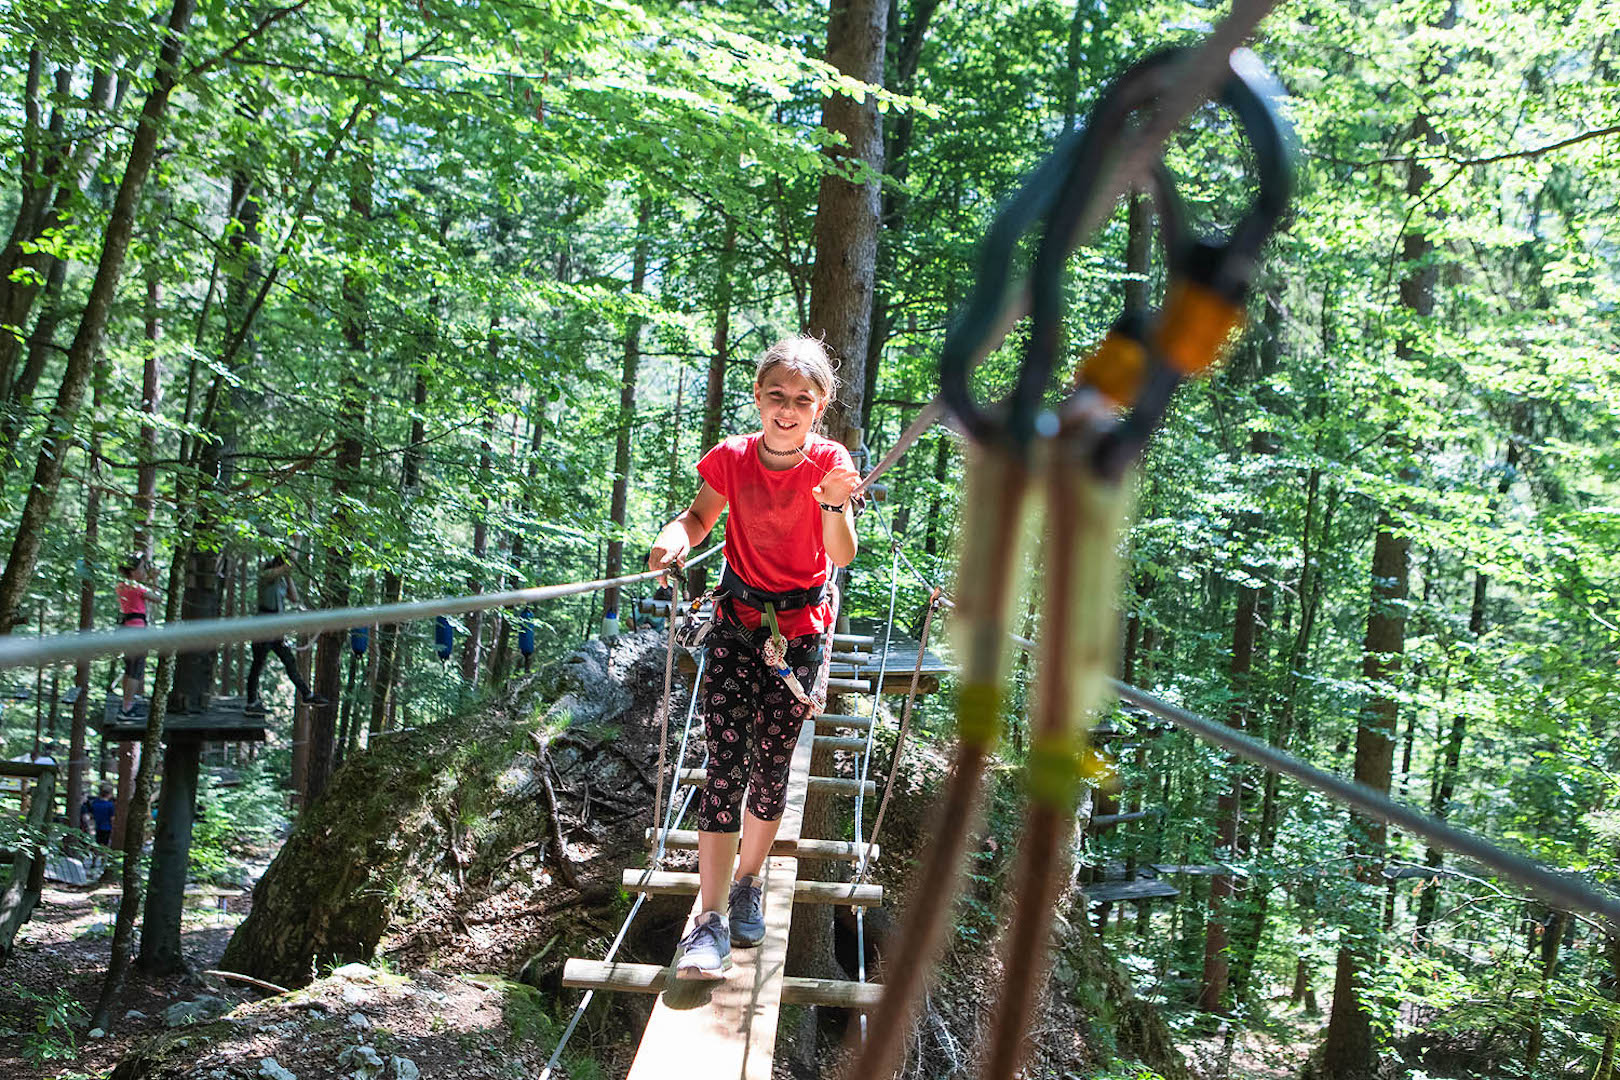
[
  {"xmin": 815, "ymin": 713, "xmax": 872, "ymax": 731},
  {"xmin": 809, "ymin": 776, "xmax": 876, "ymax": 797},
  {"xmin": 644, "ymin": 828, "xmax": 878, "ymax": 863},
  {"xmin": 830, "ymin": 651, "xmax": 871, "ymax": 664},
  {"xmin": 677, "ymin": 769, "xmax": 875, "ymax": 797},
  {"xmin": 621, "ymin": 869, "xmax": 883, "ymax": 906},
  {"xmin": 562, "ymin": 960, "xmax": 883, "ymax": 1010},
  {"xmin": 813, "ymin": 735, "xmax": 868, "ymax": 752},
  {"xmin": 826, "ymin": 678, "xmax": 872, "ymax": 693},
  {"xmin": 832, "ymin": 633, "xmax": 875, "ymax": 648}
]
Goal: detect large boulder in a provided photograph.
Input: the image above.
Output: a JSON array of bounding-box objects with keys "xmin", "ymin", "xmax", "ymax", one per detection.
[{"xmin": 220, "ymin": 634, "xmax": 670, "ymax": 988}]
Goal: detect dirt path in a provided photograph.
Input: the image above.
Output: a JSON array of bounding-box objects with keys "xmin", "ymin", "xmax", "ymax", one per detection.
[{"xmin": 0, "ymin": 881, "xmax": 254, "ymax": 1079}]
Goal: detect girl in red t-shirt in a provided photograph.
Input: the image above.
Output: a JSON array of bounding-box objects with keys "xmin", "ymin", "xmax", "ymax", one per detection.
[
  {"xmin": 649, "ymin": 336, "xmax": 860, "ymax": 979},
  {"xmin": 114, "ymin": 555, "xmax": 157, "ymax": 719}
]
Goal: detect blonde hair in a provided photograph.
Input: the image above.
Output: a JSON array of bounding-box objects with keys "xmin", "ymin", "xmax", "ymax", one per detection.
[{"xmin": 754, "ymin": 335, "xmax": 840, "ymax": 406}]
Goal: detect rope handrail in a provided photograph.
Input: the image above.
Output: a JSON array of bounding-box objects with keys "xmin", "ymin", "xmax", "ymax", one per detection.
[
  {"xmin": 0, "ymin": 544, "xmax": 723, "ymax": 673},
  {"xmin": 860, "ymin": 516, "xmax": 1620, "ymax": 934}
]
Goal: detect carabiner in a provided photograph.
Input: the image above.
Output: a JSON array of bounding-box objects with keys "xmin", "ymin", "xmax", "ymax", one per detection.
[{"xmin": 1069, "ymin": 47, "xmax": 1295, "ymax": 452}]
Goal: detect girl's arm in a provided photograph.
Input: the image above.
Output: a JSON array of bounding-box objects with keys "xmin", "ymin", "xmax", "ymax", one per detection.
[
  {"xmin": 813, "ymin": 467, "xmax": 860, "ymax": 567},
  {"xmin": 649, "ymin": 483, "xmax": 727, "ymax": 583}
]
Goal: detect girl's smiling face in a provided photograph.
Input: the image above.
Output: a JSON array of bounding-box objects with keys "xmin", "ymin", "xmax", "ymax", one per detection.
[{"xmin": 754, "ymin": 367, "xmax": 826, "ymax": 447}]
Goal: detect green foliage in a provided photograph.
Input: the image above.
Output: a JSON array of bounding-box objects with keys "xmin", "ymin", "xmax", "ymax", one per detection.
[
  {"xmin": 0, "ymin": 0, "xmax": 1616, "ymax": 1070},
  {"xmin": 188, "ymin": 761, "xmax": 290, "ymax": 884},
  {"xmin": 8, "ymin": 982, "xmax": 89, "ymax": 1064}
]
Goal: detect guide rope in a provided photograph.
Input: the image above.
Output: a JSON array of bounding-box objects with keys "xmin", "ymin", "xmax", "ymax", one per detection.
[
  {"xmin": 867, "ymin": 466, "xmax": 1620, "ymax": 935},
  {"xmin": 851, "ymin": 541, "xmax": 903, "ymax": 1044},
  {"xmin": 0, "ymin": 546, "xmax": 723, "ymax": 673}
]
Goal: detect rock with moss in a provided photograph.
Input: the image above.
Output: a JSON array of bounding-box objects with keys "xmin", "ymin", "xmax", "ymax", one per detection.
[{"xmin": 220, "ymin": 636, "xmax": 667, "ymax": 989}]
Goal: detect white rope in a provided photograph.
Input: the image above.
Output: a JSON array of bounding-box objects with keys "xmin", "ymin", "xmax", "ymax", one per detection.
[
  {"xmin": 0, "ymin": 545, "xmax": 724, "ymax": 673},
  {"xmin": 852, "ymin": 542, "xmax": 903, "ymax": 1045}
]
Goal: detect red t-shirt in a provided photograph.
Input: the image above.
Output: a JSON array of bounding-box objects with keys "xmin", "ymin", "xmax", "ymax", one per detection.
[
  {"xmin": 697, "ymin": 432, "xmax": 854, "ymax": 639},
  {"xmin": 115, "ymin": 580, "xmax": 150, "ymax": 621}
]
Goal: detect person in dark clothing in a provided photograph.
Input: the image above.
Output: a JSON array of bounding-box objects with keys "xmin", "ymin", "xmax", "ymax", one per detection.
[
  {"xmin": 244, "ymin": 554, "xmax": 327, "ymax": 716},
  {"xmin": 81, "ymin": 784, "xmax": 117, "ymax": 846}
]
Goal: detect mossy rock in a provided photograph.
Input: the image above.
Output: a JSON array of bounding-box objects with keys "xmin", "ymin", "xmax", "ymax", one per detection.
[{"xmin": 220, "ymin": 636, "xmax": 663, "ymax": 988}]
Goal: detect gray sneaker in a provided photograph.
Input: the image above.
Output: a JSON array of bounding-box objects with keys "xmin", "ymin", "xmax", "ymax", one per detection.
[
  {"xmin": 729, "ymin": 875, "xmax": 765, "ymax": 947},
  {"xmin": 675, "ymin": 912, "xmax": 732, "ymax": 980}
]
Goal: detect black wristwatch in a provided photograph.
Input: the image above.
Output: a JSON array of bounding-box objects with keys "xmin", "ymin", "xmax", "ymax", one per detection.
[{"xmin": 819, "ymin": 501, "xmax": 847, "ymax": 513}]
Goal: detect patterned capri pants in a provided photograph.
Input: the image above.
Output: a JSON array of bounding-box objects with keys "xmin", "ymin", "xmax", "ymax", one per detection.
[{"xmin": 695, "ymin": 629, "xmax": 829, "ymax": 833}]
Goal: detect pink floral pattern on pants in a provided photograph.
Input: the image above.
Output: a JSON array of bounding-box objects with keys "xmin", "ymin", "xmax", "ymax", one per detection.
[{"xmin": 695, "ymin": 630, "xmax": 828, "ymax": 833}]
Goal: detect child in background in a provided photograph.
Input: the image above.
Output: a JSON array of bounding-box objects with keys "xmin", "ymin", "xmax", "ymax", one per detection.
[
  {"xmin": 648, "ymin": 336, "xmax": 860, "ymax": 979},
  {"xmin": 115, "ymin": 555, "xmax": 156, "ymax": 720}
]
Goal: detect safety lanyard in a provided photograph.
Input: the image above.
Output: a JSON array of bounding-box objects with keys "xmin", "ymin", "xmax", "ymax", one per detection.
[{"xmin": 850, "ymin": 45, "xmax": 1294, "ymax": 1080}]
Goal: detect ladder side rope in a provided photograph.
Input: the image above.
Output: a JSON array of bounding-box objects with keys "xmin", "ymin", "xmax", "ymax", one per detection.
[
  {"xmin": 869, "ymin": 508, "xmax": 1620, "ymax": 935},
  {"xmin": 852, "ymin": 542, "xmax": 904, "ymax": 1044},
  {"xmin": 651, "ymin": 573, "xmax": 684, "ymax": 840},
  {"xmin": 541, "ymin": 644, "xmax": 713, "ymax": 1080},
  {"xmin": 0, "ymin": 545, "xmax": 725, "ymax": 673}
]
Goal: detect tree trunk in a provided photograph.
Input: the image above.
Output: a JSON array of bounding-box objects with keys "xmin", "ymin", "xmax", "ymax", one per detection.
[
  {"xmin": 371, "ymin": 365, "xmax": 428, "ymax": 735},
  {"xmin": 309, "ymin": 110, "xmax": 373, "ymax": 800},
  {"xmin": 0, "ymin": 64, "xmax": 108, "ymax": 403},
  {"xmin": 701, "ymin": 218, "xmax": 737, "ymax": 454},
  {"xmin": 0, "ymin": 255, "xmax": 67, "ymax": 472},
  {"xmin": 67, "ymin": 362, "xmax": 108, "ymax": 829},
  {"xmin": 135, "ymin": 269, "xmax": 163, "ymax": 556},
  {"xmin": 860, "ymin": 0, "xmax": 939, "ymax": 437},
  {"xmin": 601, "ymin": 196, "xmax": 652, "ymax": 636},
  {"xmin": 1415, "ymin": 443, "xmax": 1515, "ymax": 942},
  {"xmin": 1199, "ymin": 574, "xmax": 1255, "ymax": 1013},
  {"xmin": 462, "ymin": 413, "xmax": 494, "ymax": 683},
  {"xmin": 810, "ymin": 0, "xmax": 887, "ymax": 448},
  {"xmin": 788, "ymin": 3, "xmax": 888, "ymax": 1061},
  {"xmin": 0, "ymin": 3, "xmax": 196, "ymax": 632}
]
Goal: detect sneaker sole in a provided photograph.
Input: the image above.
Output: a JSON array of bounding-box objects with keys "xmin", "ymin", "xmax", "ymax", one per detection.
[
  {"xmin": 675, "ymin": 960, "xmax": 732, "ymax": 981},
  {"xmin": 730, "ymin": 928, "xmax": 765, "ymax": 948}
]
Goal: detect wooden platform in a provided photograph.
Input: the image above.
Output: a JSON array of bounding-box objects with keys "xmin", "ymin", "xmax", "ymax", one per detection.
[
  {"xmin": 98, "ymin": 695, "xmax": 268, "ymax": 742},
  {"xmin": 1083, "ymin": 878, "xmax": 1181, "ymax": 904},
  {"xmin": 563, "ymin": 710, "xmax": 885, "ymax": 1079}
]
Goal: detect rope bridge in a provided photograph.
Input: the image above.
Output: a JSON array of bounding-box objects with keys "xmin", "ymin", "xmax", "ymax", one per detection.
[{"xmin": 4, "ymin": 1, "xmax": 1616, "ymax": 1074}]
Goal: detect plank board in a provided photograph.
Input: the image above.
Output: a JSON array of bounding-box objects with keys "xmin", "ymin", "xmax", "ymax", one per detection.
[
  {"xmin": 645, "ymin": 828, "xmax": 877, "ymax": 863},
  {"xmin": 564, "ymin": 961, "xmax": 882, "ymax": 1010},
  {"xmin": 676, "ymin": 626, "xmax": 945, "ymax": 696},
  {"xmin": 625, "ymin": 715, "xmax": 817, "ymax": 1080},
  {"xmin": 621, "ymin": 869, "xmax": 883, "ymax": 907},
  {"xmin": 1083, "ymin": 879, "xmax": 1181, "ymax": 904}
]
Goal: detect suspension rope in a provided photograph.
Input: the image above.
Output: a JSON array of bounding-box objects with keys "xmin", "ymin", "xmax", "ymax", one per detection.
[
  {"xmin": 855, "ymin": 586, "xmax": 940, "ymax": 891},
  {"xmin": 541, "ymin": 634, "xmax": 715, "ymax": 1080},
  {"xmin": 651, "ymin": 573, "xmax": 684, "ymax": 839},
  {"xmin": 851, "ymin": 541, "xmax": 903, "ymax": 1044},
  {"xmin": 0, "ymin": 545, "xmax": 723, "ymax": 673},
  {"xmin": 1107, "ymin": 680, "xmax": 1620, "ymax": 934},
  {"xmin": 866, "ymin": 511, "xmax": 1620, "ymax": 933}
]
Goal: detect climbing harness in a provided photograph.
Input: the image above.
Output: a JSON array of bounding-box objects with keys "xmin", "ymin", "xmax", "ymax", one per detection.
[{"xmin": 851, "ymin": 45, "xmax": 1294, "ymax": 1080}]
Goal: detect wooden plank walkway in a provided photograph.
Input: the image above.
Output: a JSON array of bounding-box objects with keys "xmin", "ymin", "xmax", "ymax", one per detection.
[{"xmin": 562, "ymin": 708, "xmax": 888, "ymax": 1079}]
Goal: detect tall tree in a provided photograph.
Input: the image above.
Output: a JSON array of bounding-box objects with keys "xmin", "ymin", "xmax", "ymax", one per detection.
[
  {"xmin": 0, "ymin": 1, "xmax": 197, "ymax": 630},
  {"xmin": 788, "ymin": 0, "xmax": 888, "ymax": 1059},
  {"xmin": 601, "ymin": 195, "xmax": 652, "ymax": 636},
  {"xmin": 308, "ymin": 98, "xmax": 374, "ymax": 801},
  {"xmin": 811, "ymin": 0, "xmax": 888, "ymax": 448}
]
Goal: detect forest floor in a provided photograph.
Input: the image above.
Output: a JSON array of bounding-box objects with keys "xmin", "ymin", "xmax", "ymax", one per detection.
[{"xmin": 0, "ymin": 878, "xmax": 254, "ymax": 1080}]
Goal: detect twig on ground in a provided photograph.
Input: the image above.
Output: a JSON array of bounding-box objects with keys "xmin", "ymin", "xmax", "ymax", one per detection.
[{"xmin": 204, "ymin": 968, "xmax": 290, "ymax": 995}]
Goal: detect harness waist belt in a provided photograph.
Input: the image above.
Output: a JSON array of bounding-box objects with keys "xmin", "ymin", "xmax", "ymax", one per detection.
[{"xmin": 719, "ymin": 565, "xmax": 827, "ymax": 612}]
